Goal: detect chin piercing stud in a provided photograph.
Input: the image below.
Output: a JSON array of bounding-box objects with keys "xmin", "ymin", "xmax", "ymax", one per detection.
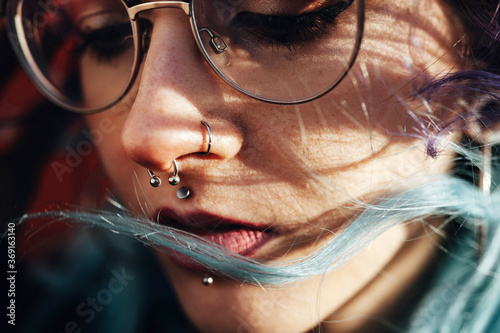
[{"xmin": 202, "ymin": 274, "xmax": 214, "ymax": 286}]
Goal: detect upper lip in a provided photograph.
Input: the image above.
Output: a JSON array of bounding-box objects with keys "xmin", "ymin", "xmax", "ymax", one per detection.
[{"xmin": 155, "ymin": 208, "xmax": 270, "ymax": 233}]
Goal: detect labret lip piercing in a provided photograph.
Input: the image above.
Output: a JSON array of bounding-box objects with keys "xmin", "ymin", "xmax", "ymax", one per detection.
[{"xmin": 147, "ymin": 121, "xmax": 212, "ymax": 200}]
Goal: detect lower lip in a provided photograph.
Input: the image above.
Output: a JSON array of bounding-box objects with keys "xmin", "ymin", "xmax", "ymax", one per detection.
[
  {"xmin": 167, "ymin": 227, "xmax": 271, "ymax": 272},
  {"xmin": 200, "ymin": 228, "xmax": 269, "ymax": 255}
]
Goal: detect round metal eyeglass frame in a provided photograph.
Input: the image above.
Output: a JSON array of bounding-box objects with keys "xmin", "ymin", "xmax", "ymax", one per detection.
[{"xmin": 7, "ymin": 0, "xmax": 365, "ymax": 114}]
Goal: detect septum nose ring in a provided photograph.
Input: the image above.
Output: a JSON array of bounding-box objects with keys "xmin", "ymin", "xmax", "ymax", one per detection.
[
  {"xmin": 148, "ymin": 159, "xmax": 189, "ymax": 199},
  {"xmin": 147, "ymin": 121, "xmax": 212, "ymax": 199},
  {"xmin": 148, "ymin": 159, "xmax": 180, "ymax": 187}
]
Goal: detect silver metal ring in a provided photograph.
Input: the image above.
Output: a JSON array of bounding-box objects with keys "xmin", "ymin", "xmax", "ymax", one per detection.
[
  {"xmin": 148, "ymin": 160, "xmax": 180, "ymax": 187},
  {"xmin": 201, "ymin": 121, "xmax": 212, "ymax": 156}
]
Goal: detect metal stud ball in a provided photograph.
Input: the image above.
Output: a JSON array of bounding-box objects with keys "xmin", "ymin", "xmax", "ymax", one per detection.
[
  {"xmin": 202, "ymin": 274, "xmax": 214, "ymax": 286},
  {"xmin": 168, "ymin": 175, "xmax": 180, "ymax": 186},
  {"xmin": 150, "ymin": 175, "xmax": 161, "ymax": 187},
  {"xmin": 177, "ymin": 187, "xmax": 191, "ymax": 199}
]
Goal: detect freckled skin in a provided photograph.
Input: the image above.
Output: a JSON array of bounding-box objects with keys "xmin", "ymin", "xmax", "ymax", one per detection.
[{"xmin": 85, "ymin": 1, "xmax": 463, "ymax": 332}]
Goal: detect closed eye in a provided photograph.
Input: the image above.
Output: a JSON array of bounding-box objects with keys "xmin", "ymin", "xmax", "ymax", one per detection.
[
  {"xmin": 76, "ymin": 22, "xmax": 134, "ymax": 63},
  {"xmin": 228, "ymin": 0, "xmax": 354, "ymax": 52}
]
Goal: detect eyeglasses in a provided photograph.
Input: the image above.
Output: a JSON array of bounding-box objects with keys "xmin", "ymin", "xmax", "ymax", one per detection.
[{"xmin": 5, "ymin": 0, "xmax": 365, "ymax": 113}]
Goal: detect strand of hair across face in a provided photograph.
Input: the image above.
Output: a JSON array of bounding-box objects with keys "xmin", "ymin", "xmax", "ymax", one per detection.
[{"xmin": 12, "ymin": 171, "xmax": 499, "ymax": 287}]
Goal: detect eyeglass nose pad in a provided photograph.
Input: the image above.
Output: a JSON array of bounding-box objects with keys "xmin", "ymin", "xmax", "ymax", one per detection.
[
  {"xmin": 199, "ymin": 28, "xmax": 227, "ymax": 54},
  {"xmin": 141, "ymin": 23, "xmax": 153, "ymax": 53},
  {"xmin": 210, "ymin": 35, "xmax": 227, "ymax": 53}
]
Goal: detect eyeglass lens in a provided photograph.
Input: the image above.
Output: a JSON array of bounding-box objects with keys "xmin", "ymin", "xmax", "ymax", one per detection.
[{"xmin": 10, "ymin": 0, "xmax": 361, "ymax": 112}]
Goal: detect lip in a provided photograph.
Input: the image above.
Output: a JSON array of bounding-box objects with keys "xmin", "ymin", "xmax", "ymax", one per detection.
[{"xmin": 155, "ymin": 208, "xmax": 273, "ymax": 270}]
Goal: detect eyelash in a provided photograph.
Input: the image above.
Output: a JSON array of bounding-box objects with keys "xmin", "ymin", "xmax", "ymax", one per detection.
[
  {"xmin": 229, "ymin": 0, "xmax": 354, "ymax": 52},
  {"xmin": 74, "ymin": 0, "xmax": 353, "ymax": 61},
  {"xmin": 76, "ymin": 22, "xmax": 134, "ymax": 63}
]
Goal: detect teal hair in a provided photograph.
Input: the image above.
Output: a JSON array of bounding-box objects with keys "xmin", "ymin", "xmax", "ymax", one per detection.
[
  {"xmin": 407, "ymin": 143, "xmax": 500, "ymax": 332},
  {"xmin": 17, "ymin": 172, "xmax": 497, "ymax": 284}
]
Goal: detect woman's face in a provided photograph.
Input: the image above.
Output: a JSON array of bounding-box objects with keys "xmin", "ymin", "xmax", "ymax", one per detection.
[{"xmin": 84, "ymin": 0, "xmax": 462, "ymax": 331}]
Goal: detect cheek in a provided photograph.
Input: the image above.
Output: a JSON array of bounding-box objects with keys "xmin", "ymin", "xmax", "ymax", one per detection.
[
  {"xmin": 84, "ymin": 110, "xmax": 135, "ymax": 197},
  {"xmin": 360, "ymin": 0, "xmax": 461, "ymax": 88},
  {"xmin": 79, "ymin": 36, "xmax": 136, "ymax": 107}
]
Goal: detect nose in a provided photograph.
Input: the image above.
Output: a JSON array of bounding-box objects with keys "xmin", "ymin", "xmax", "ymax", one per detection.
[{"xmin": 121, "ymin": 10, "xmax": 243, "ymax": 173}]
